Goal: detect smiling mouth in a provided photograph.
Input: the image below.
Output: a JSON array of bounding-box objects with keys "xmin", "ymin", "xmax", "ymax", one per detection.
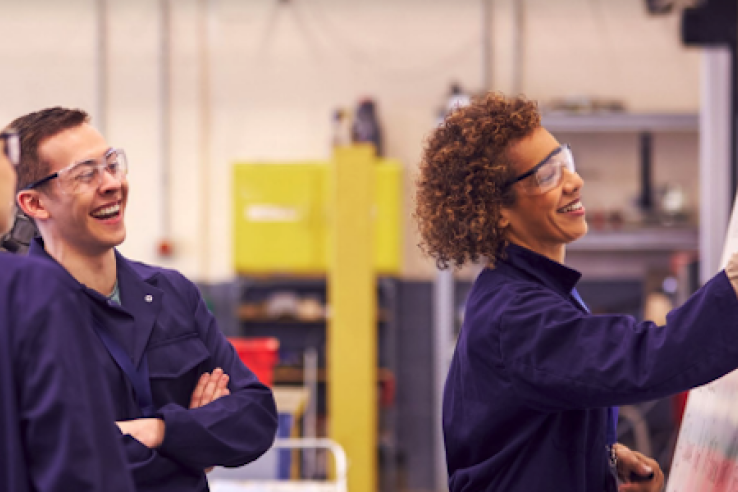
[
  {"xmin": 558, "ymin": 200, "xmax": 583, "ymax": 213},
  {"xmin": 91, "ymin": 203, "xmax": 121, "ymax": 220}
]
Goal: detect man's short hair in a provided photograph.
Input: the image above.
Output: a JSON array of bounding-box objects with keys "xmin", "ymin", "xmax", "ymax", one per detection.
[{"xmin": 11, "ymin": 107, "xmax": 89, "ymax": 194}]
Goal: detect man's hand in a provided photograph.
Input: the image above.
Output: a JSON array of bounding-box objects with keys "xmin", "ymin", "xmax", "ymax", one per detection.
[
  {"xmin": 116, "ymin": 418, "xmax": 166, "ymax": 449},
  {"xmin": 614, "ymin": 443, "xmax": 665, "ymax": 492},
  {"xmin": 189, "ymin": 368, "xmax": 231, "ymax": 474},
  {"xmin": 189, "ymin": 367, "xmax": 230, "ymax": 409}
]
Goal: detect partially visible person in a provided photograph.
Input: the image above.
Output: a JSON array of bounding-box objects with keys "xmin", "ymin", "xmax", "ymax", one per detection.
[
  {"xmin": 415, "ymin": 92, "xmax": 738, "ymax": 492},
  {"xmin": 12, "ymin": 107, "xmax": 278, "ymax": 492},
  {"xmin": 0, "ymin": 128, "xmax": 134, "ymax": 492}
]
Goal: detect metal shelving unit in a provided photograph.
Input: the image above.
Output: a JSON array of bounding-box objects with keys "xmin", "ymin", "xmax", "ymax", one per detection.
[
  {"xmin": 544, "ymin": 112, "xmax": 700, "ymax": 214},
  {"xmin": 235, "ymin": 276, "xmax": 400, "ymax": 492},
  {"xmin": 541, "ymin": 113, "xmax": 698, "ymax": 133},
  {"xmin": 568, "ymin": 227, "xmax": 699, "ymax": 253}
]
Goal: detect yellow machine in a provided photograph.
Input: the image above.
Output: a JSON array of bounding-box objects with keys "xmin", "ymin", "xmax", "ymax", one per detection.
[{"xmin": 232, "ymin": 154, "xmax": 402, "ymax": 276}]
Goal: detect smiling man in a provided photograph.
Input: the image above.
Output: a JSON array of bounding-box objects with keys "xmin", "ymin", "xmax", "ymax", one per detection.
[
  {"xmin": 0, "ymin": 128, "xmax": 135, "ymax": 492},
  {"xmin": 12, "ymin": 107, "xmax": 278, "ymax": 492}
]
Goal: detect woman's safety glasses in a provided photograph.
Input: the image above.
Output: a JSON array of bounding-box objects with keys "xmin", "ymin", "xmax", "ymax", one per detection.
[
  {"xmin": 506, "ymin": 144, "xmax": 575, "ymax": 195},
  {"xmin": 23, "ymin": 148, "xmax": 128, "ymax": 196}
]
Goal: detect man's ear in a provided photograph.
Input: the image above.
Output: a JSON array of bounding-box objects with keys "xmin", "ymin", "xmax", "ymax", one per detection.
[{"xmin": 17, "ymin": 190, "xmax": 50, "ymax": 222}]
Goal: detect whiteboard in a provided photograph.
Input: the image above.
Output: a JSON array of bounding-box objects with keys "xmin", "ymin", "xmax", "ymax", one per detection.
[{"xmin": 666, "ymin": 195, "xmax": 738, "ymax": 491}]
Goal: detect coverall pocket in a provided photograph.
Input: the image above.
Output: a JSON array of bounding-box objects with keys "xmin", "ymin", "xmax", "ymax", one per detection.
[
  {"xmin": 147, "ymin": 332, "xmax": 210, "ymax": 407},
  {"xmin": 148, "ymin": 332, "xmax": 209, "ymax": 378}
]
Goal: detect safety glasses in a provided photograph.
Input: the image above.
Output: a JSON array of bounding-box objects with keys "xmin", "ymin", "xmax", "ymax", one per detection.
[
  {"xmin": 23, "ymin": 148, "xmax": 128, "ymax": 195},
  {"xmin": 506, "ymin": 144, "xmax": 575, "ymax": 196}
]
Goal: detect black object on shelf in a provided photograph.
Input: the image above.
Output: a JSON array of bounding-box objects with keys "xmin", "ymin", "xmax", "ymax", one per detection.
[
  {"xmin": 682, "ymin": 0, "xmax": 738, "ymax": 206},
  {"xmin": 638, "ymin": 132, "xmax": 653, "ymax": 212}
]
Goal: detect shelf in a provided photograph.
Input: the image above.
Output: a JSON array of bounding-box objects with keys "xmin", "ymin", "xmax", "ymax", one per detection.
[
  {"xmin": 238, "ymin": 308, "xmax": 389, "ymax": 323},
  {"xmin": 239, "ymin": 316, "xmax": 327, "ymax": 324},
  {"xmin": 541, "ymin": 113, "xmax": 698, "ymax": 133},
  {"xmin": 567, "ymin": 227, "xmax": 698, "ymax": 253},
  {"xmin": 273, "ymin": 366, "xmax": 395, "ymax": 385}
]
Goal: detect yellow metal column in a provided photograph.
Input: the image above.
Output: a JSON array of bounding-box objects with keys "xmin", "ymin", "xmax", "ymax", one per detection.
[{"xmin": 328, "ymin": 144, "xmax": 377, "ymax": 492}]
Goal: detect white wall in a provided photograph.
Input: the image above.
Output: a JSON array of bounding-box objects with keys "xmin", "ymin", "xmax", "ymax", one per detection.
[{"xmin": 0, "ymin": 0, "xmax": 701, "ymax": 281}]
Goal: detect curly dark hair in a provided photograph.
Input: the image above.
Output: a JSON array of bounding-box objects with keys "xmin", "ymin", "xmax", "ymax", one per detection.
[{"xmin": 414, "ymin": 92, "xmax": 541, "ymax": 269}]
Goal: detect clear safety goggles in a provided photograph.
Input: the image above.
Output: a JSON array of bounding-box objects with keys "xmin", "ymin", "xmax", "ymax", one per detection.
[
  {"xmin": 507, "ymin": 144, "xmax": 575, "ymax": 195},
  {"xmin": 24, "ymin": 148, "xmax": 128, "ymax": 196},
  {"xmin": 0, "ymin": 130, "xmax": 20, "ymax": 167}
]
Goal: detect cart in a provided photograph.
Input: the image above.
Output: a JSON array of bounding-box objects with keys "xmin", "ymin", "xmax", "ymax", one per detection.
[{"xmin": 209, "ymin": 438, "xmax": 348, "ymax": 492}]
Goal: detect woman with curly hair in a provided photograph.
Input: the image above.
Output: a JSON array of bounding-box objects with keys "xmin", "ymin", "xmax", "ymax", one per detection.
[{"xmin": 416, "ymin": 92, "xmax": 738, "ymax": 492}]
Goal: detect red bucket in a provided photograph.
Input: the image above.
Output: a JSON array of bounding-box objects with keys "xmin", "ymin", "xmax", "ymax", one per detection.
[{"xmin": 228, "ymin": 337, "xmax": 280, "ymax": 387}]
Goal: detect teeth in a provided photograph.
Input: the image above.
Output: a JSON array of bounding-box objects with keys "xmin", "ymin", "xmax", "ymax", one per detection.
[
  {"xmin": 92, "ymin": 204, "xmax": 120, "ymax": 218},
  {"xmin": 559, "ymin": 201, "xmax": 582, "ymax": 213}
]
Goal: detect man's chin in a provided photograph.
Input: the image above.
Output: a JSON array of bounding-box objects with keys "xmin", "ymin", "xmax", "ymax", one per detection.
[
  {"xmin": 109, "ymin": 230, "xmax": 126, "ymax": 248},
  {"xmin": 93, "ymin": 229, "xmax": 126, "ymax": 252}
]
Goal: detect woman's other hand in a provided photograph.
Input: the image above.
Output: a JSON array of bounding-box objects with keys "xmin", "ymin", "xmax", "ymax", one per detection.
[
  {"xmin": 614, "ymin": 443, "xmax": 664, "ymax": 492},
  {"xmin": 726, "ymin": 252, "xmax": 738, "ymax": 296}
]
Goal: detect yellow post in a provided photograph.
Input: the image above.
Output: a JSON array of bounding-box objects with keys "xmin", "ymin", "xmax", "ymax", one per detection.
[{"xmin": 328, "ymin": 144, "xmax": 377, "ymax": 492}]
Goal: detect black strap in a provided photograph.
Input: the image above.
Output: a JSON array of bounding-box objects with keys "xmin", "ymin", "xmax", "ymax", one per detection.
[{"xmin": 94, "ymin": 322, "xmax": 156, "ymax": 417}]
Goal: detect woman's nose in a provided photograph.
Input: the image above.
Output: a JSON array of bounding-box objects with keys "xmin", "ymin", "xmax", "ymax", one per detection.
[{"xmin": 562, "ymin": 168, "xmax": 583, "ymax": 193}]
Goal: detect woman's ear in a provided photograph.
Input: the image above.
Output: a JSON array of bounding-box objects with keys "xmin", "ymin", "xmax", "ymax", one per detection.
[
  {"xmin": 498, "ymin": 209, "xmax": 510, "ymax": 229},
  {"xmin": 16, "ymin": 190, "xmax": 50, "ymax": 222}
]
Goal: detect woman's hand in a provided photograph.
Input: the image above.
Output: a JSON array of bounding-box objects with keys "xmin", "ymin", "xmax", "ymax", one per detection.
[
  {"xmin": 725, "ymin": 251, "xmax": 738, "ymax": 297},
  {"xmin": 614, "ymin": 443, "xmax": 664, "ymax": 492}
]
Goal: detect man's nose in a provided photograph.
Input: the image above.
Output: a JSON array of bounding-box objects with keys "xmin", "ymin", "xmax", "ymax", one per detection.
[{"xmin": 98, "ymin": 167, "xmax": 122, "ymax": 193}]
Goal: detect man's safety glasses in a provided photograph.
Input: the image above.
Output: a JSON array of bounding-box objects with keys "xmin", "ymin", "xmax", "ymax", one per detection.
[
  {"xmin": 0, "ymin": 130, "xmax": 20, "ymax": 167},
  {"xmin": 23, "ymin": 148, "xmax": 128, "ymax": 196},
  {"xmin": 506, "ymin": 144, "xmax": 575, "ymax": 196}
]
